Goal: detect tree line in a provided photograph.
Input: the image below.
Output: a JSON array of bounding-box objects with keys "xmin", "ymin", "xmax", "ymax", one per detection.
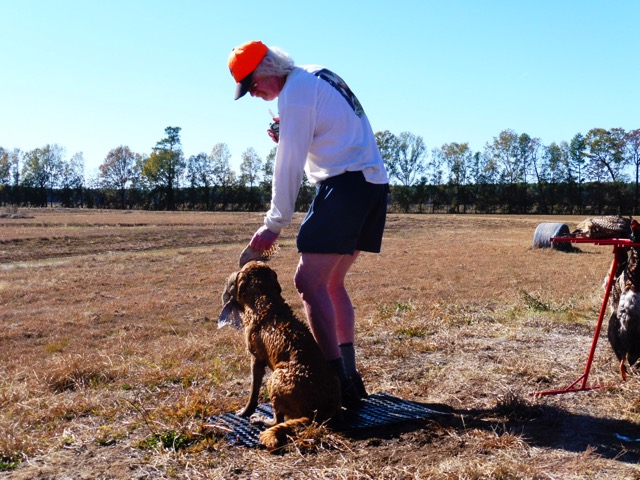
[{"xmin": 1, "ymin": 126, "xmax": 639, "ymax": 215}]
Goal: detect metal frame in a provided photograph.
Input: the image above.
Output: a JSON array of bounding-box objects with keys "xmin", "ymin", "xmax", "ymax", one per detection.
[{"xmin": 532, "ymin": 237, "xmax": 640, "ymax": 396}]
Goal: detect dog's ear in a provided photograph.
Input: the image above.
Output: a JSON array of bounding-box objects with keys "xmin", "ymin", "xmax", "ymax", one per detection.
[
  {"xmin": 218, "ymin": 299, "xmax": 243, "ymax": 329},
  {"xmin": 218, "ymin": 272, "xmax": 243, "ymax": 329},
  {"xmin": 221, "ymin": 271, "xmax": 239, "ymax": 305}
]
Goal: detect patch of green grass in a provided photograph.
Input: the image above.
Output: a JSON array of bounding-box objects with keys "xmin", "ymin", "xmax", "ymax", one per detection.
[
  {"xmin": 137, "ymin": 431, "xmax": 195, "ymax": 451},
  {"xmin": 44, "ymin": 338, "xmax": 69, "ymax": 353},
  {"xmin": 395, "ymin": 327, "xmax": 429, "ymax": 338},
  {"xmin": 519, "ymin": 289, "xmax": 553, "ymax": 311},
  {"xmin": 136, "ymin": 435, "xmax": 160, "ymax": 450},
  {"xmin": 0, "ymin": 458, "xmax": 21, "ymax": 472},
  {"xmin": 519, "ymin": 289, "xmax": 572, "ymax": 313},
  {"xmin": 95, "ymin": 425, "xmax": 127, "ymax": 446},
  {"xmin": 377, "ymin": 301, "xmax": 415, "ymax": 320}
]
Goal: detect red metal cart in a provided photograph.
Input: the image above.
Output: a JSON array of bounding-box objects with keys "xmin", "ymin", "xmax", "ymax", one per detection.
[{"xmin": 532, "ymin": 236, "xmax": 640, "ymax": 396}]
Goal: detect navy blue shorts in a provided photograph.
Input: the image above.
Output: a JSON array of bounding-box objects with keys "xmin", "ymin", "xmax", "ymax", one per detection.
[{"xmin": 296, "ymin": 171, "xmax": 389, "ymax": 254}]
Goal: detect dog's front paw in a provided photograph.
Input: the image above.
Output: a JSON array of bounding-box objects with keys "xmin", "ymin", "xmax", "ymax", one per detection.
[
  {"xmin": 250, "ymin": 413, "xmax": 276, "ymax": 427},
  {"xmin": 236, "ymin": 407, "xmax": 254, "ymax": 417}
]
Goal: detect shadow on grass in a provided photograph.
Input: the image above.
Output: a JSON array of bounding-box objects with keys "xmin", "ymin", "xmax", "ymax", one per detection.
[
  {"xmin": 458, "ymin": 401, "xmax": 640, "ymax": 464},
  {"xmin": 210, "ymin": 391, "xmax": 640, "ymax": 464},
  {"xmin": 346, "ymin": 397, "xmax": 640, "ymax": 464}
]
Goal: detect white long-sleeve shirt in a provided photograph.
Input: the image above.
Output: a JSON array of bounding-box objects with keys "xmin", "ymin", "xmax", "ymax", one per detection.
[{"xmin": 264, "ymin": 65, "xmax": 388, "ymax": 234}]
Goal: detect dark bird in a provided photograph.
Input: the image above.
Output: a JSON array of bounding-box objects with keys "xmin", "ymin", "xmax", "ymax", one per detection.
[
  {"xmin": 608, "ymin": 219, "xmax": 640, "ymax": 380},
  {"xmin": 571, "ymin": 215, "xmax": 632, "ymax": 239}
]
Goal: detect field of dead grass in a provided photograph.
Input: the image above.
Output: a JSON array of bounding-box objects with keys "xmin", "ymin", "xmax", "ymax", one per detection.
[{"xmin": 1, "ymin": 207, "xmax": 640, "ymax": 479}]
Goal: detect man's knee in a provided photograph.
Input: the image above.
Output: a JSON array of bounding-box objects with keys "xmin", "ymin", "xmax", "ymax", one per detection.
[
  {"xmin": 327, "ymin": 279, "xmax": 346, "ymax": 297},
  {"xmin": 293, "ymin": 266, "xmax": 312, "ymax": 296}
]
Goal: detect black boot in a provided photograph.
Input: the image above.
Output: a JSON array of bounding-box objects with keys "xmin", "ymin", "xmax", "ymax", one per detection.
[
  {"xmin": 328, "ymin": 358, "xmax": 362, "ymax": 409},
  {"xmin": 350, "ymin": 371, "xmax": 368, "ymax": 398},
  {"xmin": 340, "ymin": 377, "xmax": 363, "ymax": 409}
]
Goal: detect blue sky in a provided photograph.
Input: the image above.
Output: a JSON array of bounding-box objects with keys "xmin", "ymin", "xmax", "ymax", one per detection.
[{"xmin": 2, "ymin": 1, "xmax": 639, "ymax": 178}]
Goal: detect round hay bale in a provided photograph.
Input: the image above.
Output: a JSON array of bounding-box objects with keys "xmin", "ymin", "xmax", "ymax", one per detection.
[{"xmin": 533, "ymin": 223, "xmax": 571, "ymax": 251}]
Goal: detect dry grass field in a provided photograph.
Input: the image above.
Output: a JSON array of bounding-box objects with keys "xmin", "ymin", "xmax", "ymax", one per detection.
[{"xmin": 1, "ymin": 208, "xmax": 640, "ymax": 479}]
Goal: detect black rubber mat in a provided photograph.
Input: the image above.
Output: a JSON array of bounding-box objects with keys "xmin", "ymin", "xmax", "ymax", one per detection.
[{"xmin": 207, "ymin": 392, "xmax": 447, "ymax": 447}]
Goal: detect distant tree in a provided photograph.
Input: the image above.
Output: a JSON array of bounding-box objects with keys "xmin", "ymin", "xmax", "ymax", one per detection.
[
  {"xmin": 584, "ymin": 128, "xmax": 627, "ymax": 183},
  {"xmin": 469, "ymin": 150, "xmax": 497, "ymax": 185},
  {"xmin": 262, "ymin": 147, "xmax": 275, "ymax": 181},
  {"xmin": 584, "ymin": 128, "xmax": 628, "ymax": 212},
  {"xmin": 413, "ymin": 176, "xmax": 428, "ymax": 213},
  {"xmin": 484, "ymin": 130, "xmax": 523, "ymax": 212},
  {"xmin": 388, "ymin": 132, "xmax": 427, "ymax": 187},
  {"xmin": 427, "ymin": 150, "xmax": 444, "ymax": 187},
  {"xmin": 375, "ymin": 130, "xmax": 399, "ymax": 174},
  {"xmin": 530, "ymin": 140, "xmax": 553, "ymax": 184},
  {"xmin": 568, "ymin": 133, "xmax": 587, "ymax": 213},
  {"xmin": 485, "ymin": 130, "xmax": 520, "ymax": 185},
  {"xmin": 142, "ymin": 126, "xmax": 185, "ymax": 210},
  {"xmin": 130, "ymin": 153, "xmax": 151, "ymax": 208},
  {"xmin": 239, "ymin": 147, "xmax": 263, "ymax": 210},
  {"xmin": 59, "ymin": 152, "xmax": 85, "ymax": 207},
  {"xmin": 568, "ymin": 133, "xmax": 587, "ymax": 183},
  {"xmin": 0, "ymin": 147, "xmax": 8, "ymax": 184},
  {"xmin": 469, "ymin": 151, "xmax": 499, "ymax": 213},
  {"xmin": 625, "ymin": 129, "xmax": 640, "ymax": 213},
  {"xmin": 99, "ymin": 146, "xmax": 138, "ymax": 208},
  {"xmin": 185, "ymin": 152, "xmax": 210, "ymax": 188},
  {"xmin": 21, "ymin": 144, "xmax": 65, "ymax": 206},
  {"xmin": 260, "ymin": 146, "xmax": 276, "ymax": 204},
  {"xmin": 0, "ymin": 147, "xmax": 9, "ymax": 205},
  {"xmin": 436, "ymin": 142, "xmax": 472, "ymax": 212},
  {"xmin": 543, "ymin": 142, "xmax": 569, "ymax": 213},
  {"xmin": 9, "ymin": 149, "xmax": 20, "ymax": 188},
  {"xmin": 425, "ymin": 150, "xmax": 445, "ymax": 213},
  {"xmin": 209, "ymin": 143, "xmax": 235, "ymax": 210},
  {"xmin": 296, "ymin": 172, "xmax": 315, "ymax": 212},
  {"xmin": 517, "ymin": 133, "xmax": 541, "ymax": 212},
  {"xmin": 7, "ymin": 149, "xmax": 21, "ymax": 205},
  {"xmin": 544, "ymin": 141, "xmax": 569, "ymax": 183},
  {"xmin": 439, "ymin": 142, "xmax": 471, "ymax": 187},
  {"xmin": 374, "ymin": 130, "xmax": 426, "ymax": 211},
  {"xmin": 184, "ymin": 152, "xmax": 212, "ymax": 209}
]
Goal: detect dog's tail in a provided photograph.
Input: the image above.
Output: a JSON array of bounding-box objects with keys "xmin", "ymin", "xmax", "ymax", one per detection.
[{"xmin": 258, "ymin": 417, "xmax": 311, "ymax": 451}]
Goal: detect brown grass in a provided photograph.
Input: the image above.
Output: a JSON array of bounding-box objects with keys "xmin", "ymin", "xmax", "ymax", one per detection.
[{"xmin": 1, "ymin": 208, "xmax": 640, "ymax": 478}]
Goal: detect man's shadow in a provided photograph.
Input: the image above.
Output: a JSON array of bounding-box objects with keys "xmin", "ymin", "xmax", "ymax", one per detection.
[{"xmin": 343, "ymin": 395, "xmax": 640, "ymax": 464}]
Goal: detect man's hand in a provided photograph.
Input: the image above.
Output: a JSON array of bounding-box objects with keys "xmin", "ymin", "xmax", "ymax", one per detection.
[
  {"xmin": 267, "ymin": 118, "xmax": 279, "ymax": 143},
  {"xmin": 249, "ymin": 225, "xmax": 279, "ymax": 251}
]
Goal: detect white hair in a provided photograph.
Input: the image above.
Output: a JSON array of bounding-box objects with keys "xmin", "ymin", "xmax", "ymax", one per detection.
[{"xmin": 254, "ymin": 46, "xmax": 295, "ymax": 78}]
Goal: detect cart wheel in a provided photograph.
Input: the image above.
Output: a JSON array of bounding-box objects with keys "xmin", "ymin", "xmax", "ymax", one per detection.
[{"xmin": 533, "ymin": 223, "xmax": 571, "ymax": 251}]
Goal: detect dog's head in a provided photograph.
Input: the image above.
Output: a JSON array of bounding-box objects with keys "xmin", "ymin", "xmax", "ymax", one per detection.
[{"xmin": 217, "ymin": 261, "xmax": 282, "ymax": 329}]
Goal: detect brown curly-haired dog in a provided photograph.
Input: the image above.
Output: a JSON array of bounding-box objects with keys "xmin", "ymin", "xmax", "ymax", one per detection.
[{"xmin": 218, "ymin": 261, "xmax": 342, "ymax": 451}]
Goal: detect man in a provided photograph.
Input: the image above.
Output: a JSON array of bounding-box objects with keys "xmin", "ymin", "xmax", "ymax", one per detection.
[{"xmin": 228, "ymin": 40, "xmax": 389, "ymax": 405}]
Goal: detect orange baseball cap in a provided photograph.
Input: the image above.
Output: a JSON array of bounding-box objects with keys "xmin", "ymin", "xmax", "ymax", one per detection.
[{"xmin": 228, "ymin": 40, "xmax": 268, "ymax": 100}]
